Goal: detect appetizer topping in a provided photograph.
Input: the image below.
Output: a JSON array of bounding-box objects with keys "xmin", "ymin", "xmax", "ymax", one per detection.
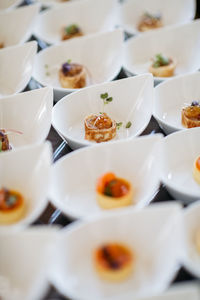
[
  {"xmin": 138, "ymin": 12, "xmax": 163, "ymax": 32},
  {"xmin": 62, "ymin": 24, "xmax": 83, "ymax": 41},
  {"xmin": 59, "ymin": 61, "xmax": 86, "ymax": 88},
  {"xmin": 97, "ymin": 172, "xmax": 130, "ymax": 198},
  {"xmin": 183, "ymin": 105, "xmax": 200, "ymax": 120},
  {"xmin": 86, "ymin": 113, "xmax": 113, "ymax": 130},
  {"xmin": 65, "ymin": 24, "xmax": 80, "ymax": 35},
  {"xmin": 0, "ymin": 130, "xmax": 10, "ymax": 152},
  {"xmin": 100, "ymin": 93, "xmax": 113, "ymax": 105},
  {"xmin": 125, "ymin": 121, "xmax": 132, "ymax": 128},
  {"xmin": 116, "ymin": 122, "xmax": 123, "ymax": 130},
  {"xmin": 0, "ymin": 188, "xmax": 23, "ymax": 211},
  {"xmin": 191, "ymin": 101, "xmax": 200, "ymax": 106},
  {"xmin": 152, "ymin": 54, "xmax": 170, "ymax": 68},
  {"xmin": 95, "ymin": 243, "xmax": 133, "ymax": 270},
  {"xmin": 182, "ymin": 101, "xmax": 200, "ymax": 128}
]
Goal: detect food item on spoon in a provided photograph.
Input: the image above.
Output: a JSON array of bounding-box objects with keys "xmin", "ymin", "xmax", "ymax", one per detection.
[
  {"xmin": 0, "ymin": 130, "xmax": 11, "ymax": 152},
  {"xmin": 62, "ymin": 24, "xmax": 83, "ymax": 41},
  {"xmin": 94, "ymin": 242, "xmax": 134, "ymax": 281},
  {"xmin": 0, "ymin": 188, "xmax": 26, "ymax": 224},
  {"xmin": 96, "ymin": 172, "xmax": 133, "ymax": 209},
  {"xmin": 149, "ymin": 53, "xmax": 176, "ymax": 77},
  {"xmin": 182, "ymin": 101, "xmax": 200, "ymax": 128},
  {"xmin": 59, "ymin": 60, "xmax": 86, "ymax": 89},
  {"xmin": 138, "ymin": 12, "xmax": 163, "ymax": 32}
]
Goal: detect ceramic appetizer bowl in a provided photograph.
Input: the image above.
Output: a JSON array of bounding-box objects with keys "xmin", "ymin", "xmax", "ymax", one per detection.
[
  {"xmin": 123, "ymin": 20, "xmax": 200, "ymax": 84},
  {"xmin": 0, "ymin": 0, "xmax": 23, "ymax": 11},
  {"xmin": 161, "ymin": 127, "xmax": 200, "ymax": 203},
  {"xmin": 119, "ymin": 0, "xmax": 195, "ymax": 36},
  {"xmin": 0, "ymin": 41, "xmax": 37, "ymax": 97},
  {"xmin": 154, "ymin": 72, "xmax": 200, "ymax": 135},
  {"xmin": 52, "ymin": 74, "xmax": 154, "ymax": 149},
  {"xmin": 0, "ymin": 142, "xmax": 52, "ymax": 228},
  {"xmin": 0, "ymin": 4, "xmax": 39, "ymax": 48},
  {"xmin": 34, "ymin": 0, "xmax": 118, "ymax": 45},
  {"xmin": 0, "ymin": 87, "xmax": 53, "ymax": 149},
  {"xmin": 182, "ymin": 201, "xmax": 200, "ymax": 278},
  {"xmin": 50, "ymin": 134, "xmax": 162, "ymax": 219},
  {"xmin": 50, "ymin": 203, "xmax": 181, "ymax": 300},
  {"xmin": 0, "ymin": 227, "xmax": 59, "ymax": 300},
  {"xmin": 32, "ymin": 29, "xmax": 123, "ymax": 101}
]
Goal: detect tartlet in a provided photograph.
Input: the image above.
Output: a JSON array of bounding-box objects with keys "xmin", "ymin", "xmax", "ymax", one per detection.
[
  {"xmin": 0, "ymin": 129, "xmax": 11, "ymax": 152},
  {"xmin": 0, "ymin": 188, "xmax": 26, "ymax": 224},
  {"xmin": 84, "ymin": 113, "xmax": 116, "ymax": 143},
  {"xmin": 96, "ymin": 172, "xmax": 133, "ymax": 209},
  {"xmin": 182, "ymin": 101, "xmax": 200, "ymax": 128},
  {"xmin": 94, "ymin": 242, "xmax": 134, "ymax": 281},
  {"xmin": 193, "ymin": 155, "xmax": 200, "ymax": 184},
  {"xmin": 62, "ymin": 24, "xmax": 83, "ymax": 41},
  {"xmin": 59, "ymin": 61, "xmax": 86, "ymax": 89},
  {"xmin": 149, "ymin": 54, "xmax": 176, "ymax": 77},
  {"xmin": 138, "ymin": 12, "xmax": 163, "ymax": 32}
]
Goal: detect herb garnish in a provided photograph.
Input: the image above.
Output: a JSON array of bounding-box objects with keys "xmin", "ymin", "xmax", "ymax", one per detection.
[
  {"xmin": 65, "ymin": 24, "xmax": 80, "ymax": 35},
  {"xmin": 116, "ymin": 122, "xmax": 123, "ymax": 130},
  {"xmin": 125, "ymin": 121, "xmax": 132, "ymax": 128},
  {"xmin": 6, "ymin": 195, "xmax": 17, "ymax": 207},
  {"xmin": 100, "ymin": 93, "xmax": 113, "ymax": 105},
  {"xmin": 152, "ymin": 54, "xmax": 169, "ymax": 68}
]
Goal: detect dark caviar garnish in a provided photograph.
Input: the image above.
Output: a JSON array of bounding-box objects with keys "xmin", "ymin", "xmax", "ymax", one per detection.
[
  {"xmin": 191, "ymin": 101, "xmax": 200, "ymax": 106},
  {"xmin": 62, "ymin": 62, "xmax": 71, "ymax": 75}
]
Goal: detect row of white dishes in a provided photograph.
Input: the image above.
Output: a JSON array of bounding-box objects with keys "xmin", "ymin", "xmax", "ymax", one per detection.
[
  {"xmin": 1, "ymin": 17, "xmax": 200, "ymax": 99},
  {"xmin": 1, "ymin": 201, "xmax": 200, "ymax": 300}
]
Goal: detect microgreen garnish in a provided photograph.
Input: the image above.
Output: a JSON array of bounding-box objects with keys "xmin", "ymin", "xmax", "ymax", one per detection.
[
  {"xmin": 100, "ymin": 93, "xmax": 113, "ymax": 105},
  {"xmin": 125, "ymin": 121, "xmax": 132, "ymax": 128},
  {"xmin": 116, "ymin": 122, "xmax": 123, "ymax": 130},
  {"xmin": 0, "ymin": 141, "xmax": 2, "ymax": 152},
  {"xmin": 65, "ymin": 24, "xmax": 80, "ymax": 35},
  {"xmin": 152, "ymin": 54, "xmax": 169, "ymax": 68},
  {"xmin": 67, "ymin": 59, "xmax": 71, "ymax": 64},
  {"xmin": 6, "ymin": 195, "xmax": 17, "ymax": 207}
]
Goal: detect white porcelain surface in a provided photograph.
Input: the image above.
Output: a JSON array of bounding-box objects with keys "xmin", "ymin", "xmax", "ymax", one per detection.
[
  {"xmin": 33, "ymin": 30, "xmax": 123, "ymax": 101},
  {"xmin": 0, "ymin": 142, "xmax": 52, "ymax": 227},
  {"xmin": 182, "ymin": 201, "xmax": 200, "ymax": 278},
  {"xmin": 123, "ymin": 20, "xmax": 200, "ymax": 84},
  {"xmin": 35, "ymin": 0, "xmax": 78, "ymax": 8},
  {"xmin": 120, "ymin": 0, "xmax": 195, "ymax": 35},
  {"xmin": 136, "ymin": 282, "xmax": 200, "ymax": 300},
  {"xmin": 0, "ymin": 87, "xmax": 53, "ymax": 149},
  {"xmin": 52, "ymin": 74, "xmax": 153, "ymax": 149},
  {"xmin": 34, "ymin": 0, "xmax": 118, "ymax": 45},
  {"xmin": 161, "ymin": 128, "xmax": 200, "ymax": 203},
  {"xmin": 0, "ymin": 41, "xmax": 37, "ymax": 97},
  {"xmin": 0, "ymin": 227, "xmax": 59, "ymax": 300},
  {"xmin": 0, "ymin": 0, "xmax": 23, "ymax": 11},
  {"xmin": 154, "ymin": 72, "xmax": 200, "ymax": 135},
  {"xmin": 50, "ymin": 203, "xmax": 181, "ymax": 300},
  {"xmin": 0, "ymin": 4, "xmax": 39, "ymax": 48},
  {"xmin": 50, "ymin": 134, "xmax": 162, "ymax": 219}
]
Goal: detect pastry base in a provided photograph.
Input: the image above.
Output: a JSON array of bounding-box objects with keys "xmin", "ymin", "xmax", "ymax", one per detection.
[
  {"xmin": 95, "ymin": 259, "xmax": 133, "ymax": 282},
  {"xmin": 182, "ymin": 109, "xmax": 200, "ymax": 128},
  {"xmin": 59, "ymin": 66, "xmax": 86, "ymax": 89},
  {"xmin": 62, "ymin": 32, "xmax": 83, "ymax": 41},
  {"xmin": 149, "ymin": 60, "xmax": 176, "ymax": 77},
  {"xmin": 0, "ymin": 202, "xmax": 25, "ymax": 225}
]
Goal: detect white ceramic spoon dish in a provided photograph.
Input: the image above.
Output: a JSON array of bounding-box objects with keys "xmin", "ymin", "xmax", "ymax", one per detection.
[
  {"xmin": 32, "ymin": 29, "xmax": 123, "ymax": 101},
  {"xmin": 119, "ymin": 0, "xmax": 195, "ymax": 36},
  {"xmin": 154, "ymin": 72, "xmax": 200, "ymax": 135},
  {"xmin": 52, "ymin": 74, "xmax": 153, "ymax": 149},
  {"xmin": 49, "ymin": 134, "xmax": 162, "ymax": 219},
  {"xmin": 0, "ymin": 41, "xmax": 37, "ymax": 97},
  {"xmin": 49, "ymin": 202, "xmax": 181, "ymax": 300},
  {"xmin": 123, "ymin": 20, "xmax": 200, "ymax": 84},
  {"xmin": 34, "ymin": 0, "xmax": 118, "ymax": 45}
]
